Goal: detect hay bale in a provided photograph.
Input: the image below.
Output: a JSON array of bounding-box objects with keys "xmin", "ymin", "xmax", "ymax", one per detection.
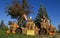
[
  {"xmin": 35, "ymin": 27, "xmax": 39, "ymax": 35},
  {"xmin": 41, "ymin": 22, "xmax": 47, "ymax": 29},
  {"xmin": 12, "ymin": 31, "xmax": 16, "ymax": 34},
  {"xmin": 26, "ymin": 21, "xmax": 35, "ymax": 30},
  {"xmin": 21, "ymin": 27, "xmax": 27, "ymax": 34}
]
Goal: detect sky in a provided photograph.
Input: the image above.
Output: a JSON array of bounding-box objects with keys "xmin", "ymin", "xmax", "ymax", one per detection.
[{"xmin": 0, "ymin": 0, "xmax": 60, "ymax": 28}]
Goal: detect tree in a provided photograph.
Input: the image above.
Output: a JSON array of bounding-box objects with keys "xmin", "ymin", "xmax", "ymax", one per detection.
[
  {"xmin": 0, "ymin": 20, "xmax": 5, "ymax": 28},
  {"xmin": 58, "ymin": 25, "xmax": 60, "ymax": 33},
  {"xmin": 35, "ymin": 4, "xmax": 50, "ymax": 28},
  {"xmin": 6, "ymin": 0, "xmax": 33, "ymax": 26}
]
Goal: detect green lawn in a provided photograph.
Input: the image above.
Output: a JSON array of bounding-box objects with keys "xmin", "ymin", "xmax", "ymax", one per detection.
[{"xmin": 0, "ymin": 29, "xmax": 60, "ymax": 38}]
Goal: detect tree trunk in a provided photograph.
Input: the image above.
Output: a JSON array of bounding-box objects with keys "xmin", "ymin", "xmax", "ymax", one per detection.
[{"xmin": 23, "ymin": 13, "xmax": 28, "ymax": 21}]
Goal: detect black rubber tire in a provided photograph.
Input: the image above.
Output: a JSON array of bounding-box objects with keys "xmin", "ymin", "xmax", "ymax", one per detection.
[
  {"xmin": 15, "ymin": 27, "xmax": 22, "ymax": 34},
  {"xmin": 39, "ymin": 28, "xmax": 47, "ymax": 35}
]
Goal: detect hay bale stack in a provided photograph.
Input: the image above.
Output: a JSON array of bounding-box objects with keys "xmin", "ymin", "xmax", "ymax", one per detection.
[
  {"xmin": 26, "ymin": 19, "xmax": 35, "ymax": 30},
  {"xmin": 6, "ymin": 22, "xmax": 19, "ymax": 34}
]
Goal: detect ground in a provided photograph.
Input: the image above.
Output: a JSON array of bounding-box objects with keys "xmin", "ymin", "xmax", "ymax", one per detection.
[{"xmin": 0, "ymin": 29, "xmax": 60, "ymax": 38}]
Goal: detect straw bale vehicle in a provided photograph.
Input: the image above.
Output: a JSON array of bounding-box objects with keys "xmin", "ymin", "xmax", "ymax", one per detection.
[{"xmin": 6, "ymin": 16, "xmax": 56, "ymax": 36}]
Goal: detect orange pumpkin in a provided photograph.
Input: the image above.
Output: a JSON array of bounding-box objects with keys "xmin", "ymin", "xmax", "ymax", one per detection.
[
  {"xmin": 6, "ymin": 30, "xmax": 10, "ymax": 34},
  {"xmin": 49, "ymin": 32, "xmax": 55, "ymax": 36},
  {"xmin": 49, "ymin": 32, "xmax": 52, "ymax": 35}
]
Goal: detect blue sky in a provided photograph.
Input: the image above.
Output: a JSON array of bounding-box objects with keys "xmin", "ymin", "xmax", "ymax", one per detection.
[{"xmin": 0, "ymin": 0, "xmax": 60, "ymax": 28}]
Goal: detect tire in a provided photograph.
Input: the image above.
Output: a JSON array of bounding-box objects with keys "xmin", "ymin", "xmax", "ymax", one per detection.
[
  {"xmin": 39, "ymin": 28, "xmax": 47, "ymax": 35},
  {"xmin": 15, "ymin": 27, "xmax": 22, "ymax": 34}
]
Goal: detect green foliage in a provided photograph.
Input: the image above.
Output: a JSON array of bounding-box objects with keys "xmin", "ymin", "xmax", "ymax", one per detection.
[
  {"xmin": 58, "ymin": 25, "xmax": 60, "ymax": 33},
  {"xmin": 5, "ymin": 0, "xmax": 33, "ymax": 26},
  {"xmin": 2, "ymin": 26, "xmax": 8, "ymax": 30},
  {"xmin": 35, "ymin": 4, "xmax": 50, "ymax": 28},
  {"xmin": 6, "ymin": 0, "xmax": 33, "ymax": 19},
  {"xmin": 0, "ymin": 20, "xmax": 5, "ymax": 28},
  {"xmin": 0, "ymin": 20, "xmax": 8, "ymax": 30}
]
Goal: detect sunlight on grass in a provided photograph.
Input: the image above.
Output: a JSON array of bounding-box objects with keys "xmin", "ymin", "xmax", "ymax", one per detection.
[{"xmin": 0, "ymin": 29, "xmax": 60, "ymax": 38}]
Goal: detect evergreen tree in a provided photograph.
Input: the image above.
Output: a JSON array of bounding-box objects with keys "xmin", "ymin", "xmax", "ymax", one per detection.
[
  {"xmin": 35, "ymin": 4, "xmax": 50, "ymax": 28},
  {"xmin": 0, "ymin": 20, "xmax": 5, "ymax": 29},
  {"xmin": 58, "ymin": 25, "xmax": 60, "ymax": 33}
]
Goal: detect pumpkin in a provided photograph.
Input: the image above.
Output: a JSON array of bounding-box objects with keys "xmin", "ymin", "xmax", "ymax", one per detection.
[
  {"xmin": 49, "ymin": 32, "xmax": 55, "ymax": 36},
  {"xmin": 6, "ymin": 30, "xmax": 10, "ymax": 34},
  {"xmin": 49, "ymin": 32, "xmax": 52, "ymax": 35}
]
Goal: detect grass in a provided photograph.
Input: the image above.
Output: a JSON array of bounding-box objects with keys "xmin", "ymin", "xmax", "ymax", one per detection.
[
  {"xmin": 0, "ymin": 29, "xmax": 60, "ymax": 38},
  {"xmin": 0, "ymin": 29, "xmax": 36, "ymax": 38}
]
